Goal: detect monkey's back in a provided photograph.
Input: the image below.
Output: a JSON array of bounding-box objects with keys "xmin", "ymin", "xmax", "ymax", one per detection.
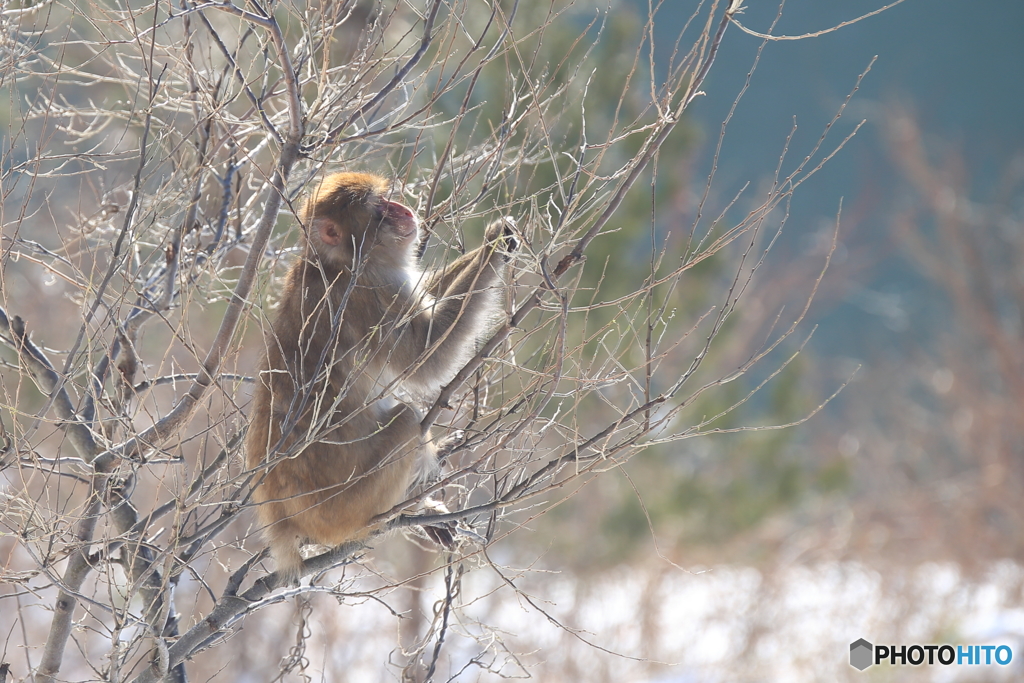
[{"xmin": 245, "ymin": 258, "xmax": 424, "ymax": 575}]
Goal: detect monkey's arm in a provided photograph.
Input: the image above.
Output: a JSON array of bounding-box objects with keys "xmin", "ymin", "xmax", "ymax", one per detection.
[
  {"xmin": 422, "ymin": 218, "xmax": 517, "ymax": 297},
  {"xmin": 399, "ymin": 219, "xmax": 516, "ymax": 390}
]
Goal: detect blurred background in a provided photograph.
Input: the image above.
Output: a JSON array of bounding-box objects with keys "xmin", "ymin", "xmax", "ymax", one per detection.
[
  {"xmin": 584, "ymin": 0, "xmax": 1024, "ymax": 571},
  {"xmin": 511, "ymin": 1, "xmax": 1024, "ymax": 680},
  {"xmin": 645, "ymin": 0, "xmax": 1024, "ymax": 571}
]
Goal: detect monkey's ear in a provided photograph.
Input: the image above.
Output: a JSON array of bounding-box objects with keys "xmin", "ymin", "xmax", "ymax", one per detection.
[{"xmin": 311, "ymin": 217, "xmax": 343, "ymax": 246}]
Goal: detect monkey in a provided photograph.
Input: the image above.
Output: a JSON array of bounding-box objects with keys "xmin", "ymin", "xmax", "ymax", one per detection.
[{"xmin": 245, "ymin": 172, "xmax": 517, "ymax": 579}]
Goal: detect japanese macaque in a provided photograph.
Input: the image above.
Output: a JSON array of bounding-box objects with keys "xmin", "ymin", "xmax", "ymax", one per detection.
[{"xmin": 246, "ymin": 172, "xmax": 516, "ymax": 579}]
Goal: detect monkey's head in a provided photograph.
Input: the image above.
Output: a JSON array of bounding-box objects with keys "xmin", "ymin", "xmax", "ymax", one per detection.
[{"xmin": 301, "ymin": 172, "xmax": 419, "ymax": 270}]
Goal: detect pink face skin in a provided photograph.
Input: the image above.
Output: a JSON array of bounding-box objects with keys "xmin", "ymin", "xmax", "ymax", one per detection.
[{"xmin": 378, "ymin": 199, "xmax": 419, "ymax": 244}]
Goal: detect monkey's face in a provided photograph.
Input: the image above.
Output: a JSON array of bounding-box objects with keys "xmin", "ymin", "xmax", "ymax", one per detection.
[{"xmin": 305, "ymin": 177, "xmax": 420, "ymax": 271}]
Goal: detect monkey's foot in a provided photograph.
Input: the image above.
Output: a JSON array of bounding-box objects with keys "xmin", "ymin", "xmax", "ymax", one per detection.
[
  {"xmin": 420, "ymin": 496, "xmax": 458, "ymax": 549},
  {"xmin": 423, "ymin": 523, "xmax": 457, "ymax": 548}
]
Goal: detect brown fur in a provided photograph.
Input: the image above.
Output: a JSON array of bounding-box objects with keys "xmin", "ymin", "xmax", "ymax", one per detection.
[{"xmin": 245, "ymin": 172, "xmax": 515, "ymax": 578}]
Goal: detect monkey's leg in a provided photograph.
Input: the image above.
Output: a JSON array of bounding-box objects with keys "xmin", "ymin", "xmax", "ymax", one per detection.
[{"xmin": 293, "ymin": 404, "xmax": 423, "ymax": 544}]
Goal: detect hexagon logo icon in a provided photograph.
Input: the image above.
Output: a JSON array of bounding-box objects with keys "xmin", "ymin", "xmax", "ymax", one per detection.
[{"xmin": 850, "ymin": 638, "xmax": 873, "ymax": 670}]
